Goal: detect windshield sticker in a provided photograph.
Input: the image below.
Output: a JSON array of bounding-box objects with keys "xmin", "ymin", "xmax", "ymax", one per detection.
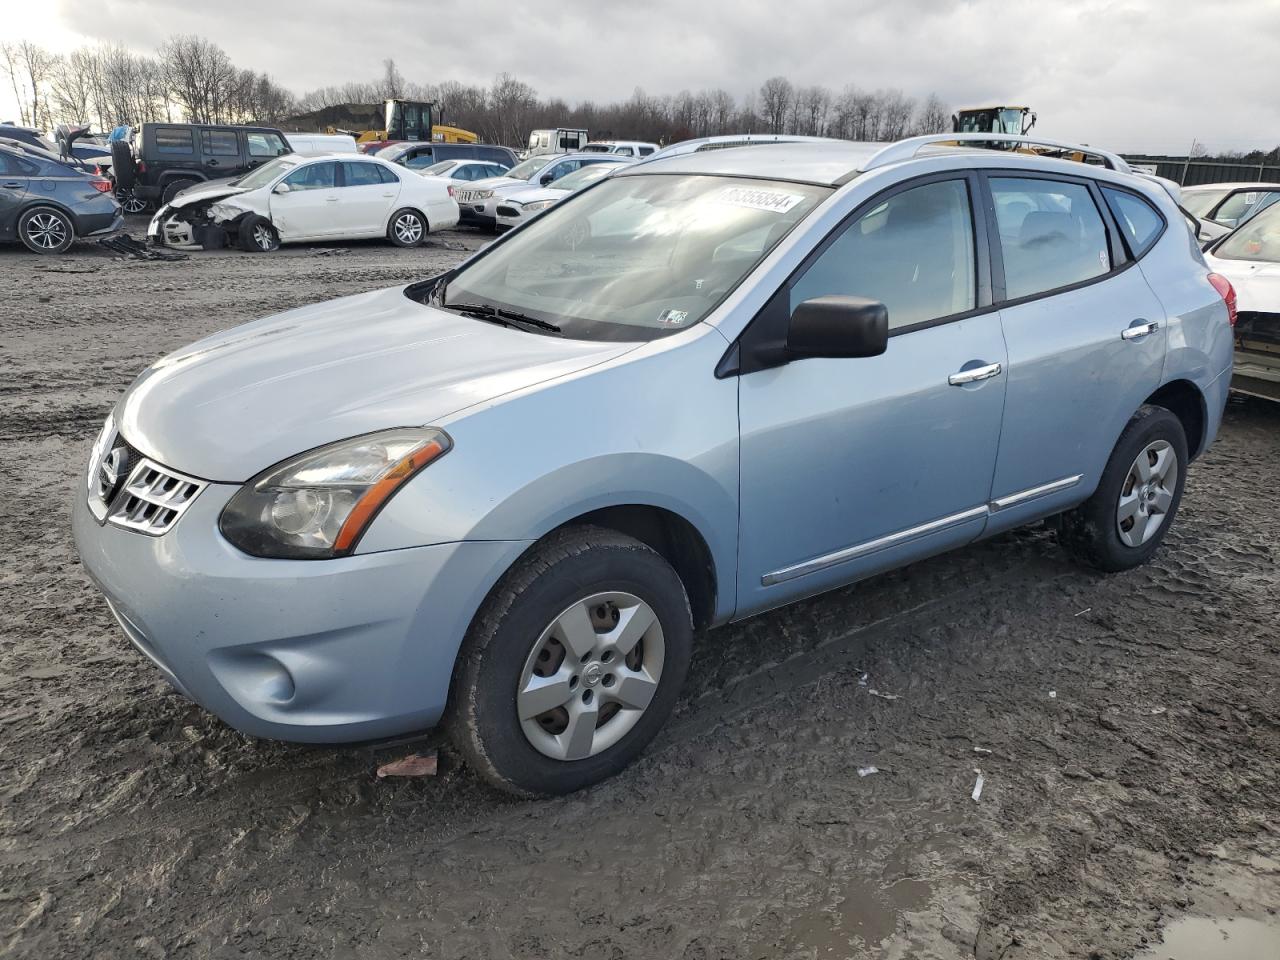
[
  {"xmin": 715, "ymin": 186, "xmax": 806, "ymax": 214},
  {"xmin": 657, "ymin": 308, "xmax": 690, "ymax": 326}
]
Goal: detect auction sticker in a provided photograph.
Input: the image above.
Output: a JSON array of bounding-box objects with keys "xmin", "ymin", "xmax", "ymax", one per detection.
[{"xmin": 715, "ymin": 186, "xmax": 806, "ymax": 214}]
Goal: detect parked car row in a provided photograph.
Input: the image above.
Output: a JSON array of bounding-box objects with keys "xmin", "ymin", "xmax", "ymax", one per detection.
[{"xmin": 0, "ymin": 140, "xmax": 122, "ymax": 253}]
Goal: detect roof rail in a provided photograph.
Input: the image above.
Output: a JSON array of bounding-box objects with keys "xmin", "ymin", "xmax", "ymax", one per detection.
[
  {"xmin": 640, "ymin": 134, "xmax": 843, "ymax": 164},
  {"xmin": 864, "ymin": 134, "xmax": 1132, "ymax": 174}
]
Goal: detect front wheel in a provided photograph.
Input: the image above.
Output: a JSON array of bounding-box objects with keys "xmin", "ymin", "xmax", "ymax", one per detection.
[
  {"xmin": 448, "ymin": 526, "xmax": 692, "ymax": 796},
  {"xmin": 387, "ymin": 208, "xmax": 426, "ymax": 246},
  {"xmin": 1058, "ymin": 405, "xmax": 1188, "ymax": 572},
  {"xmin": 18, "ymin": 206, "xmax": 75, "ymax": 254},
  {"xmin": 238, "ymin": 214, "xmax": 279, "ymax": 253}
]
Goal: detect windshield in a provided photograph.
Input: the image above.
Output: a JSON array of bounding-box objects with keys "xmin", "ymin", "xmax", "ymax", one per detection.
[
  {"xmin": 549, "ymin": 163, "xmax": 621, "ymax": 192},
  {"xmin": 442, "ymin": 174, "xmax": 830, "ymax": 341},
  {"xmin": 233, "ymin": 157, "xmax": 297, "ymax": 191},
  {"xmin": 506, "ymin": 155, "xmax": 553, "ymax": 180},
  {"xmin": 1213, "ymin": 202, "xmax": 1280, "ymax": 263},
  {"xmin": 1183, "ymin": 189, "xmax": 1229, "ymax": 218}
]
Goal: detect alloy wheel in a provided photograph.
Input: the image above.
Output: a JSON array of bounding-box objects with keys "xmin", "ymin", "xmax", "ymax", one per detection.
[
  {"xmin": 516, "ymin": 591, "xmax": 665, "ymax": 761},
  {"xmin": 394, "ymin": 213, "xmax": 423, "ymax": 244},
  {"xmin": 1117, "ymin": 439, "xmax": 1178, "ymax": 547},
  {"xmin": 253, "ymin": 224, "xmax": 275, "ymax": 250},
  {"xmin": 116, "ymin": 190, "xmax": 147, "ymax": 215},
  {"xmin": 25, "ymin": 213, "xmax": 68, "ymax": 250}
]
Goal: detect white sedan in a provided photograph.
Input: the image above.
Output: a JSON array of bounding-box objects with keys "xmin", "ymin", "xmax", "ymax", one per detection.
[
  {"xmin": 494, "ymin": 160, "xmax": 634, "ymax": 230},
  {"xmin": 148, "ymin": 153, "xmax": 459, "ymax": 252}
]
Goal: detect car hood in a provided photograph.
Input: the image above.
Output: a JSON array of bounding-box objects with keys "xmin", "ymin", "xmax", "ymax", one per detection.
[
  {"xmin": 116, "ymin": 285, "xmax": 636, "ymax": 481},
  {"xmin": 500, "ymin": 184, "xmax": 566, "ymax": 206},
  {"xmin": 1204, "ymin": 254, "xmax": 1280, "ymax": 312},
  {"xmin": 467, "ymin": 175, "xmax": 524, "ymax": 192},
  {"xmin": 170, "ymin": 179, "xmax": 248, "ymax": 208}
]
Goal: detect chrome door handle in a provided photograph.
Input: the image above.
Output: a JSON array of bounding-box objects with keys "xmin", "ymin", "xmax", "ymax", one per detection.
[
  {"xmin": 1121, "ymin": 320, "xmax": 1160, "ymax": 340},
  {"xmin": 325, "ymin": 196, "xmax": 339, "ymax": 201},
  {"xmin": 948, "ymin": 362, "xmax": 1002, "ymax": 386}
]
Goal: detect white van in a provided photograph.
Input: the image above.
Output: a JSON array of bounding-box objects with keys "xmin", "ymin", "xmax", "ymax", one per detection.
[
  {"xmin": 524, "ymin": 128, "xmax": 588, "ymax": 158},
  {"xmin": 284, "ymin": 132, "xmax": 359, "ymax": 156}
]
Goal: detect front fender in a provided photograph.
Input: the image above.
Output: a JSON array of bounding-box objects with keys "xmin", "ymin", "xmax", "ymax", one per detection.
[{"xmin": 357, "ymin": 329, "xmax": 741, "ymax": 623}]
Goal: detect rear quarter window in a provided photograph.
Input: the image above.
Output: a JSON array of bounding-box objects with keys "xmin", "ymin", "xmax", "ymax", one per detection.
[
  {"xmin": 1101, "ymin": 187, "xmax": 1165, "ymax": 258},
  {"xmin": 155, "ymin": 127, "xmax": 194, "ymax": 154}
]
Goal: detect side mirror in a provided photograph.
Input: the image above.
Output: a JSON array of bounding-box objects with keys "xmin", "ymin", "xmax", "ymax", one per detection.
[
  {"xmin": 539, "ymin": 173, "xmax": 554, "ymax": 185},
  {"xmin": 273, "ymin": 182, "xmax": 291, "ymax": 194},
  {"xmin": 788, "ymin": 296, "xmax": 888, "ymax": 359}
]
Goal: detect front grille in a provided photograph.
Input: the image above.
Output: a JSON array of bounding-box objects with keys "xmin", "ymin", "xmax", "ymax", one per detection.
[{"xmin": 106, "ymin": 459, "xmax": 205, "ymax": 535}]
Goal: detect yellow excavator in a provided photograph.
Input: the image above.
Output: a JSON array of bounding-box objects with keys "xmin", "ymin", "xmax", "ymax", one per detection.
[
  {"xmin": 322, "ymin": 99, "xmax": 479, "ymax": 148},
  {"xmin": 952, "ymin": 106, "xmax": 1036, "ymax": 136}
]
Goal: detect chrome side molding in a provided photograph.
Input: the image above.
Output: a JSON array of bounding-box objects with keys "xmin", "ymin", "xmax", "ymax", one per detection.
[{"xmin": 761, "ymin": 474, "xmax": 1083, "ymax": 586}]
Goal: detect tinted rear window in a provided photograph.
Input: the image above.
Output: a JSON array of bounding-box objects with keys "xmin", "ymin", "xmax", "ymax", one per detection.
[
  {"xmin": 201, "ymin": 130, "xmax": 239, "ymax": 157},
  {"xmin": 1102, "ymin": 187, "xmax": 1164, "ymax": 258},
  {"xmin": 991, "ymin": 177, "xmax": 1111, "ymax": 300},
  {"xmin": 155, "ymin": 127, "xmax": 194, "ymax": 154}
]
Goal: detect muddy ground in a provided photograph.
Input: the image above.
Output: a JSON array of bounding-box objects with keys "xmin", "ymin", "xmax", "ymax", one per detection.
[{"xmin": 1, "ymin": 224, "xmax": 1278, "ymax": 960}]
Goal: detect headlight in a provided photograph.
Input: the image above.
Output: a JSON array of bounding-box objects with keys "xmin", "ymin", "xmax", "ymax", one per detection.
[
  {"xmin": 219, "ymin": 428, "xmax": 451, "ymax": 559},
  {"xmin": 474, "ymin": 189, "xmax": 493, "ymax": 200},
  {"xmin": 521, "ymin": 199, "xmax": 557, "ymax": 214}
]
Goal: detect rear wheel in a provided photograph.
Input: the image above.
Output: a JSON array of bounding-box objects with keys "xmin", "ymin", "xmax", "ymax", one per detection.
[
  {"xmin": 238, "ymin": 214, "xmax": 279, "ymax": 253},
  {"xmin": 447, "ymin": 526, "xmax": 693, "ymax": 796},
  {"xmin": 17, "ymin": 206, "xmax": 75, "ymax": 254},
  {"xmin": 1058, "ymin": 405, "xmax": 1188, "ymax": 572},
  {"xmin": 387, "ymin": 208, "xmax": 426, "ymax": 246},
  {"xmin": 116, "ymin": 189, "xmax": 148, "ymax": 215}
]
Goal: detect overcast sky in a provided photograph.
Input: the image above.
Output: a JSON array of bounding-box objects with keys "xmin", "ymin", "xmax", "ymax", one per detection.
[{"xmin": 5, "ymin": 0, "xmax": 1279, "ymax": 154}]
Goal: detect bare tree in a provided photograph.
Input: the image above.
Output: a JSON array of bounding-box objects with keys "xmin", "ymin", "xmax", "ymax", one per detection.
[
  {"xmin": 913, "ymin": 93, "xmax": 950, "ymax": 135},
  {"xmin": 798, "ymin": 85, "xmax": 830, "ymax": 136},
  {"xmin": 759, "ymin": 76, "xmax": 793, "ymax": 134},
  {"xmin": 1, "ymin": 40, "xmax": 56, "ymax": 127},
  {"xmin": 379, "ymin": 58, "xmax": 405, "ymax": 100}
]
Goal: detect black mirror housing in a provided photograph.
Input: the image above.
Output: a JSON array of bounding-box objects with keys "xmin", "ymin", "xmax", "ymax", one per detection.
[{"xmin": 787, "ymin": 295, "xmax": 889, "ymax": 359}]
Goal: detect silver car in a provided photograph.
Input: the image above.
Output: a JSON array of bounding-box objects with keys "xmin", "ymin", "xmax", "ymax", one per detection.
[{"xmin": 74, "ymin": 134, "xmax": 1235, "ymax": 796}]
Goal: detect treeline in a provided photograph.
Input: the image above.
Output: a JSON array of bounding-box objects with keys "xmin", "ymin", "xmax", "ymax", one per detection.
[
  {"xmin": 4, "ymin": 35, "xmax": 951, "ymax": 147},
  {"xmin": 301, "ymin": 65, "xmax": 953, "ymax": 146},
  {"xmin": 0, "ymin": 37, "xmax": 294, "ymax": 132}
]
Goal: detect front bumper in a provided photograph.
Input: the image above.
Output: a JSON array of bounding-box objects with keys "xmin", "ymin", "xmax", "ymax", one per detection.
[{"xmin": 73, "ymin": 475, "xmax": 529, "ymax": 743}]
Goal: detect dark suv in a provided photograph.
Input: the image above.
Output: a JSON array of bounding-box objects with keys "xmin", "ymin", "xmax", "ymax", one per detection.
[{"xmin": 114, "ymin": 123, "xmax": 292, "ymax": 206}]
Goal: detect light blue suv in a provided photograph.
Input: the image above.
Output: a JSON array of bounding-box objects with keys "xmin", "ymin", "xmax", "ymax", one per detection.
[{"xmin": 73, "ymin": 134, "xmax": 1236, "ymax": 795}]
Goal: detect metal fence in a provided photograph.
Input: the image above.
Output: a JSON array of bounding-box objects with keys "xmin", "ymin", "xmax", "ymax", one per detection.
[{"xmin": 1121, "ymin": 155, "xmax": 1280, "ymax": 187}]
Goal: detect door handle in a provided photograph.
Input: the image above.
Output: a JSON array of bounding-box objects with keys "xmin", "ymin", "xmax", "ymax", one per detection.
[
  {"xmin": 948, "ymin": 362, "xmax": 1002, "ymax": 386},
  {"xmin": 1121, "ymin": 319, "xmax": 1160, "ymax": 340},
  {"xmin": 2, "ymin": 181, "xmax": 22, "ymax": 189},
  {"xmin": 382, "ymin": 192, "xmax": 395, "ymax": 197},
  {"xmin": 325, "ymin": 196, "xmax": 339, "ymax": 201}
]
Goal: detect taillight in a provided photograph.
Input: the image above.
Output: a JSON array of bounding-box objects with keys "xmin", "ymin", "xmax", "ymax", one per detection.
[
  {"xmin": 136, "ymin": 160, "xmax": 146, "ymax": 174},
  {"xmin": 1207, "ymin": 273, "xmax": 1237, "ymax": 327},
  {"xmin": 90, "ymin": 177, "xmax": 113, "ymax": 194},
  {"xmin": 447, "ymin": 184, "xmax": 455, "ymax": 197}
]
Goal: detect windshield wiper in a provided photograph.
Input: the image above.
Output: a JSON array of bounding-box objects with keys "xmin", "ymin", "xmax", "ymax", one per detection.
[{"xmin": 444, "ymin": 301, "xmax": 561, "ymax": 334}]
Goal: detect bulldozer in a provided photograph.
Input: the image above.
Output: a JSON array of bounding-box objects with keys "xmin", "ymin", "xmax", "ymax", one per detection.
[{"xmin": 951, "ymin": 106, "xmax": 1037, "ymax": 136}]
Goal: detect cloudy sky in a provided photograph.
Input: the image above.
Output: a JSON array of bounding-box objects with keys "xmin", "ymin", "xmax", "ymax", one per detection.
[{"xmin": 5, "ymin": 0, "xmax": 1279, "ymax": 154}]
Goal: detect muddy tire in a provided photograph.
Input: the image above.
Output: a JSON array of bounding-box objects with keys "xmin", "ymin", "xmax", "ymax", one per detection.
[
  {"xmin": 161, "ymin": 178, "xmax": 198, "ymax": 205},
  {"xmin": 1058, "ymin": 405, "xmax": 1188, "ymax": 572},
  {"xmin": 447, "ymin": 526, "xmax": 692, "ymax": 797},
  {"xmin": 17, "ymin": 205, "xmax": 75, "ymax": 254},
  {"xmin": 238, "ymin": 215, "xmax": 279, "ymax": 253},
  {"xmin": 387, "ymin": 208, "xmax": 427, "ymax": 247}
]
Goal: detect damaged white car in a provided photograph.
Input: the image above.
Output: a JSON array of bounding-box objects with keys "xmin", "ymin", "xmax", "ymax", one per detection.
[{"xmin": 147, "ymin": 153, "xmax": 459, "ymax": 252}]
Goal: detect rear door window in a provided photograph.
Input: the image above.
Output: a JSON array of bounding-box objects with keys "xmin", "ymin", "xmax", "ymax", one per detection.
[
  {"xmin": 247, "ymin": 132, "xmax": 288, "ymax": 158},
  {"xmin": 990, "ymin": 177, "xmax": 1111, "ymax": 301},
  {"xmin": 1101, "ymin": 187, "xmax": 1165, "ymax": 258},
  {"xmin": 791, "ymin": 178, "xmax": 977, "ymax": 331},
  {"xmin": 200, "ymin": 130, "xmax": 239, "ymax": 157},
  {"xmin": 155, "ymin": 127, "xmax": 194, "ymax": 155},
  {"xmin": 342, "ymin": 161, "xmax": 384, "ymax": 187},
  {"xmin": 0, "ymin": 152, "xmax": 36, "ymax": 175}
]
